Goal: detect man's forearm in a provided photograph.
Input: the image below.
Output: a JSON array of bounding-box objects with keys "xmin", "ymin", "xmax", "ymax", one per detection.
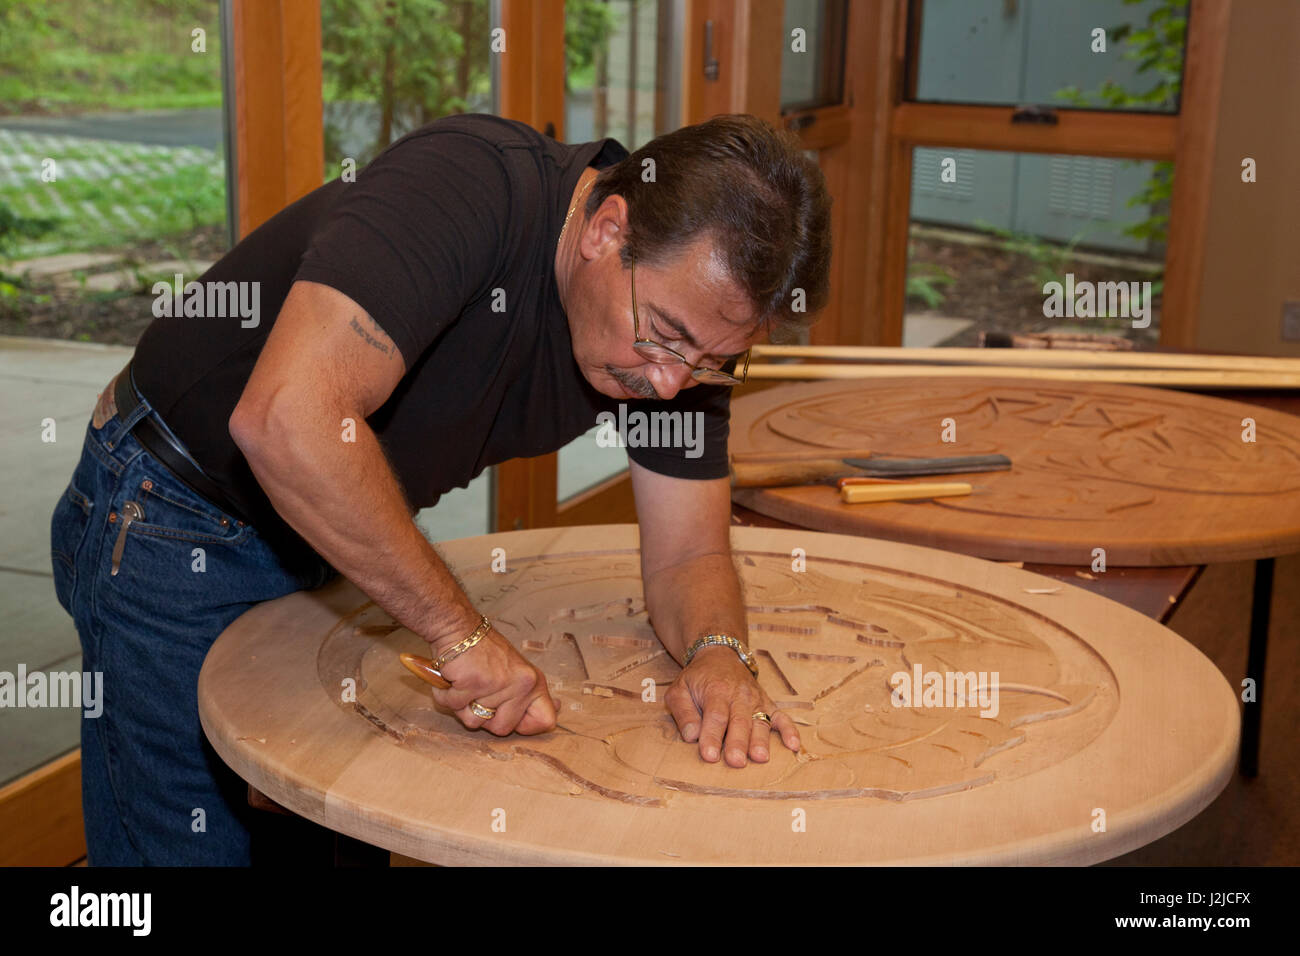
[
  {"xmin": 232, "ymin": 395, "xmax": 478, "ymax": 649},
  {"xmin": 644, "ymin": 550, "xmax": 748, "ymax": 664}
]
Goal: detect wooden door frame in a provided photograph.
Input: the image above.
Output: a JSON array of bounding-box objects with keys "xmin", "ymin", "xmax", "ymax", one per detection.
[
  {"xmin": 228, "ymin": 0, "xmax": 324, "ymax": 238},
  {"xmin": 796, "ymin": 0, "xmax": 897, "ymax": 346},
  {"xmin": 492, "ymin": 0, "xmax": 566, "ymax": 532}
]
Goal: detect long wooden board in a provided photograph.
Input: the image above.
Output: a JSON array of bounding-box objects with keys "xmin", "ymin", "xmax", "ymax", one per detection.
[
  {"xmin": 198, "ymin": 525, "xmax": 1238, "ymax": 865},
  {"xmin": 731, "ymin": 378, "xmax": 1300, "ymax": 565},
  {"xmin": 745, "ymin": 363, "xmax": 1300, "ymax": 389},
  {"xmin": 751, "ymin": 344, "xmax": 1300, "ymax": 373}
]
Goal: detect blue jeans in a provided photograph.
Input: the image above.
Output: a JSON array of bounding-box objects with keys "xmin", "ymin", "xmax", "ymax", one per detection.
[{"xmin": 49, "ymin": 395, "xmax": 333, "ymax": 865}]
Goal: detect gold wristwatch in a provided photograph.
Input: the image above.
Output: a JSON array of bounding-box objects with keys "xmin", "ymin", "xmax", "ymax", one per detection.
[{"xmin": 683, "ymin": 633, "xmax": 759, "ymax": 677}]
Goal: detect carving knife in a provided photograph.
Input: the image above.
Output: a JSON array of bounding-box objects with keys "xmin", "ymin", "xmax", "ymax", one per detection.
[{"xmin": 730, "ymin": 453, "xmax": 1012, "ymax": 488}]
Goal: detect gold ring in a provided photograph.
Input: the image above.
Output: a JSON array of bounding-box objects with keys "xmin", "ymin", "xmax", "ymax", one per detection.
[
  {"xmin": 470, "ymin": 701, "xmax": 497, "ymax": 720},
  {"xmin": 751, "ymin": 711, "xmax": 772, "ymax": 724}
]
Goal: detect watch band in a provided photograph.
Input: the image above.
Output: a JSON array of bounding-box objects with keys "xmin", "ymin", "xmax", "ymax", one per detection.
[{"xmin": 684, "ymin": 633, "xmax": 759, "ymax": 677}]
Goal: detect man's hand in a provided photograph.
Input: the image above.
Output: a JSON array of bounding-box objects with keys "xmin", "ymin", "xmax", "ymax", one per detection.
[
  {"xmin": 664, "ymin": 645, "xmax": 801, "ymax": 767},
  {"xmin": 423, "ymin": 618, "xmax": 559, "ymax": 736}
]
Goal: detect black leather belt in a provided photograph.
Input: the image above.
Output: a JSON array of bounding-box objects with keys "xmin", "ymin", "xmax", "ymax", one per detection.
[{"xmin": 113, "ymin": 360, "xmax": 251, "ymax": 524}]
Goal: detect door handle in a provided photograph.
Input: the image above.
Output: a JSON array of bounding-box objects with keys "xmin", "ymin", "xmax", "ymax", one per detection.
[{"xmin": 1011, "ymin": 105, "xmax": 1058, "ymax": 125}]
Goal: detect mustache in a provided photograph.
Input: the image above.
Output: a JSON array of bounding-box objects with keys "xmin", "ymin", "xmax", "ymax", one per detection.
[{"xmin": 606, "ymin": 366, "xmax": 659, "ymax": 399}]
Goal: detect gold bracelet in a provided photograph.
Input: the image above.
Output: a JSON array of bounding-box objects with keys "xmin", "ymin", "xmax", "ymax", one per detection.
[{"xmin": 433, "ymin": 615, "xmax": 491, "ymax": 673}]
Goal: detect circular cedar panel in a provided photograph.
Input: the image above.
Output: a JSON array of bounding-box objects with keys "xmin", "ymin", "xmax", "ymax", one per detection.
[
  {"xmin": 199, "ymin": 525, "xmax": 1237, "ymax": 865},
  {"xmin": 730, "ymin": 377, "xmax": 1300, "ymax": 565}
]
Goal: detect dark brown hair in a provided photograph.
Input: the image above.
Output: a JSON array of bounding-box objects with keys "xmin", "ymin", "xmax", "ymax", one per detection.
[{"xmin": 584, "ymin": 114, "xmax": 832, "ymax": 342}]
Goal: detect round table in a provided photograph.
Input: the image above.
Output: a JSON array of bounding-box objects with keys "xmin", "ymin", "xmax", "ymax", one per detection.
[
  {"xmin": 730, "ymin": 377, "xmax": 1300, "ymax": 565},
  {"xmin": 199, "ymin": 525, "xmax": 1238, "ymax": 865}
]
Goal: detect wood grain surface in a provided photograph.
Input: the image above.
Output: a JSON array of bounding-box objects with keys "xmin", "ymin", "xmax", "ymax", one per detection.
[
  {"xmin": 730, "ymin": 377, "xmax": 1300, "ymax": 565},
  {"xmin": 199, "ymin": 525, "xmax": 1238, "ymax": 866}
]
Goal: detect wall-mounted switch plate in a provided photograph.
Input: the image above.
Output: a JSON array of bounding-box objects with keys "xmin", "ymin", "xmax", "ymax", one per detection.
[{"xmin": 1284, "ymin": 301, "xmax": 1300, "ymax": 342}]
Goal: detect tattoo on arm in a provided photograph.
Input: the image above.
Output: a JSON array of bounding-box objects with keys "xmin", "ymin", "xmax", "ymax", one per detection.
[{"xmin": 349, "ymin": 315, "xmax": 394, "ymax": 358}]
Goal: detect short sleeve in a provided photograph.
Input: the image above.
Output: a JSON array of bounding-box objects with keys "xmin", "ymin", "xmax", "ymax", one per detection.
[
  {"xmin": 624, "ymin": 379, "xmax": 732, "ymax": 479},
  {"xmin": 293, "ymin": 130, "xmax": 510, "ymax": 365}
]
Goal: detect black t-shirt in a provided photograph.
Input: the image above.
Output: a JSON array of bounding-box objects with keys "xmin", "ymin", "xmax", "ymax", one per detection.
[{"xmin": 133, "ymin": 114, "xmax": 731, "ymax": 555}]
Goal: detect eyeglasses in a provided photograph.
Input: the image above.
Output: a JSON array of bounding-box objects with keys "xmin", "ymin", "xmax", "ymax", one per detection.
[{"xmin": 629, "ymin": 252, "xmax": 751, "ymax": 386}]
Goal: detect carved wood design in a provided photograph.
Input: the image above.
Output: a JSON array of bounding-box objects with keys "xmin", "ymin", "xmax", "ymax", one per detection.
[
  {"xmin": 320, "ymin": 548, "xmax": 1116, "ymax": 803},
  {"xmin": 731, "ymin": 378, "xmax": 1300, "ymax": 564},
  {"xmin": 199, "ymin": 526, "xmax": 1239, "ymax": 865}
]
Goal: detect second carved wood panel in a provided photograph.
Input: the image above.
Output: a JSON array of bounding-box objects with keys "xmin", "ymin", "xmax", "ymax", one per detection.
[{"xmin": 730, "ymin": 377, "xmax": 1300, "ymax": 565}]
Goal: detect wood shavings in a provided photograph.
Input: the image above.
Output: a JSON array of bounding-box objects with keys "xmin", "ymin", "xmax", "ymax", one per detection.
[
  {"xmin": 1074, "ymin": 571, "xmax": 1096, "ymax": 580},
  {"xmin": 1023, "ymin": 587, "xmax": 1062, "ymax": 594},
  {"xmin": 237, "ymin": 736, "xmax": 267, "ymax": 744}
]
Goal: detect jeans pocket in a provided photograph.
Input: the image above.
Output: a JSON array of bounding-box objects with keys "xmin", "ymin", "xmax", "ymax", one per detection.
[
  {"xmin": 50, "ymin": 481, "xmax": 94, "ymax": 614},
  {"xmin": 100, "ymin": 459, "xmax": 250, "ymax": 595},
  {"xmin": 126, "ymin": 471, "xmax": 251, "ymax": 545}
]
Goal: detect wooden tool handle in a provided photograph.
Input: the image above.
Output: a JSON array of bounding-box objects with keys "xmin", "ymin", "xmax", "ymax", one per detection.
[
  {"xmin": 839, "ymin": 481, "xmax": 972, "ymax": 504},
  {"xmin": 399, "ymin": 652, "xmax": 452, "ymax": 690},
  {"xmin": 731, "ymin": 458, "xmax": 859, "ymax": 488}
]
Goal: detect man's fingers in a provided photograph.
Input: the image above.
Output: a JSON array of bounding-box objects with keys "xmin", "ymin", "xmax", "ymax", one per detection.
[
  {"xmin": 772, "ymin": 710, "xmax": 801, "ymax": 753},
  {"xmin": 514, "ymin": 690, "xmax": 559, "ymax": 735},
  {"xmin": 666, "ymin": 691, "xmax": 703, "ymax": 742},
  {"xmin": 723, "ymin": 704, "xmax": 753, "ymax": 768},
  {"xmin": 429, "ymin": 664, "xmax": 556, "ymax": 735},
  {"xmin": 749, "ymin": 711, "xmax": 773, "ymax": 763},
  {"xmin": 476, "ymin": 694, "xmax": 531, "ymax": 736},
  {"xmin": 696, "ymin": 690, "xmax": 732, "ymax": 762},
  {"xmin": 429, "ymin": 684, "xmax": 476, "ymax": 715}
]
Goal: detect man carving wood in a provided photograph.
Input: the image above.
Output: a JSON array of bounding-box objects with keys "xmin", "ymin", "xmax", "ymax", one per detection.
[{"xmin": 50, "ymin": 113, "xmax": 832, "ymax": 865}]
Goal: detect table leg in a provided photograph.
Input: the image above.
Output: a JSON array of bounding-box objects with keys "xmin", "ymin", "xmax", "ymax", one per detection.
[{"xmin": 1240, "ymin": 557, "xmax": 1274, "ymax": 777}]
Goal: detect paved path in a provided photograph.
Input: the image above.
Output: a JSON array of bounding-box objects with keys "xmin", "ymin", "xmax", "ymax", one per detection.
[
  {"xmin": 0, "ymin": 108, "xmax": 223, "ymax": 150},
  {"xmin": 0, "ymin": 336, "xmax": 130, "ymax": 786}
]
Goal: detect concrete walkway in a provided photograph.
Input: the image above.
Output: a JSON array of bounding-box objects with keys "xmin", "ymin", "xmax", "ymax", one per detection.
[{"xmin": 0, "ymin": 336, "xmax": 127, "ymax": 784}]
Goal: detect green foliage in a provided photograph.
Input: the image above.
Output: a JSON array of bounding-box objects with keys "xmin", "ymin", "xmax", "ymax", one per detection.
[
  {"xmin": 905, "ymin": 260, "xmax": 955, "ymax": 309},
  {"xmin": 1121, "ymin": 159, "xmax": 1173, "ymax": 242},
  {"xmin": 0, "ymin": 158, "xmax": 225, "ymax": 258},
  {"xmin": 0, "ymin": 199, "xmax": 59, "ymax": 264},
  {"xmin": 0, "ymin": 0, "xmax": 221, "ymax": 114},
  {"xmin": 1053, "ymin": 0, "xmax": 1187, "ymax": 246},
  {"xmin": 321, "ymin": 0, "xmax": 616, "ymax": 160},
  {"xmin": 565, "ymin": 0, "xmax": 618, "ymax": 91},
  {"xmin": 975, "ymin": 220, "xmax": 1091, "ymax": 291},
  {"xmin": 146, "ymin": 163, "xmax": 226, "ymax": 233},
  {"xmin": 322, "ymin": 0, "xmax": 492, "ymax": 160}
]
